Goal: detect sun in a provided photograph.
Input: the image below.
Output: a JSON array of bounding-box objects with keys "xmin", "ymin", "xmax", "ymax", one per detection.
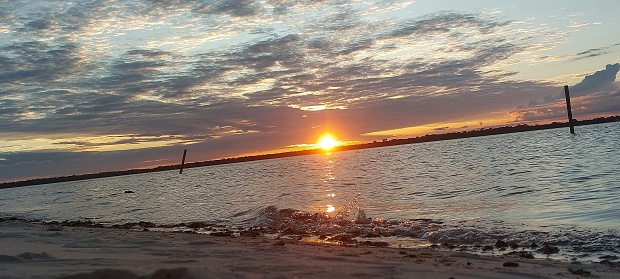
[{"xmin": 317, "ymin": 134, "xmax": 339, "ymax": 150}]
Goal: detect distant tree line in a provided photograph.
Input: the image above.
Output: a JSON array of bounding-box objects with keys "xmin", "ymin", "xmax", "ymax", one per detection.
[{"xmin": 1, "ymin": 115, "xmax": 619, "ymax": 189}]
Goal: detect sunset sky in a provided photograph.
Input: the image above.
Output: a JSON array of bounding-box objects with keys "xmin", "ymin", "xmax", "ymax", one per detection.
[{"xmin": 1, "ymin": 0, "xmax": 619, "ymax": 182}]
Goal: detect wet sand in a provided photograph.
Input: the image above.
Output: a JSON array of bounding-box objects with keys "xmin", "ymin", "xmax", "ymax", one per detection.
[{"xmin": 1, "ymin": 220, "xmax": 618, "ymax": 279}]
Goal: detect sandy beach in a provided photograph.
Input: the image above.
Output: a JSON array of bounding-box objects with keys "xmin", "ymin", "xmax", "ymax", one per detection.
[{"xmin": 1, "ymin": 220, "xmax": 618, "ymax": 279}]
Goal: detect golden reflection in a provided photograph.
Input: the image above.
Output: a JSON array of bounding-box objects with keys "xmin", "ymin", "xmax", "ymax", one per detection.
[{"xmin": 319, "ymin": 153, "xmax": 338, "ymax": 217}]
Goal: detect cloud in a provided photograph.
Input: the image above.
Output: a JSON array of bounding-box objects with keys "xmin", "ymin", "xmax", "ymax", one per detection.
[
  {"xmin": 508, "ymin": 64, "xmax": 620, "ymax": 122},
  {"xmin": 0, "ymin": 4, "xmax": 552, "ymax": 141},
  {"xmin": 571, "ymin": 63, "xmax": 620, "ymax": 96},
  {"xmin": 194, "ymin": 0, "xmax": 261, "ymax": 17},
  {"xmin": 574, "ymin": 43, "xmax": 620, "ymax": 60},
  {"xmin": 0, "ymin": 3, "xmax": 553, "ymax": 121}
]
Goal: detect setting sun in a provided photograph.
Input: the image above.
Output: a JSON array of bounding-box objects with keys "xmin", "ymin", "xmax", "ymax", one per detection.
[{"xmin": 317, "ymin": 134, "xmax": 339, "ymax": 150}]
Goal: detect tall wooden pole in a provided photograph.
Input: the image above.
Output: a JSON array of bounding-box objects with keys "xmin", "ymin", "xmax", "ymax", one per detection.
[
  {"xmin": 564, "ymin": 85, "xmax": 575, "ymax": 134},
  {"xmin": 179, "ymin": 149, "xmax": 187, "ymax": 174}
]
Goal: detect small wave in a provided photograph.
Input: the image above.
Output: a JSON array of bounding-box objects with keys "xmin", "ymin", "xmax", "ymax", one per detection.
[
  {"xmin": 3, "ymin": 206, "xmax": 618, "ymax": 263},
  {"xmin": 202, "ymin": 206, "xmax": 620, "ymax": 262}
]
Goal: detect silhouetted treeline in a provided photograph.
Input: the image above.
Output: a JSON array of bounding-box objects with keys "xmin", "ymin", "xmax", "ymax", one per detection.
[{"xmin": 2, "ymin": 115, "xmax": 619, "ymax": 189}]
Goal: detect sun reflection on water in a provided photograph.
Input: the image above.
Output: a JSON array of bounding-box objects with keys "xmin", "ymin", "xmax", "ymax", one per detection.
[{"xmin": 318, "ymin": 153, "xmax": 339, "ymax": 217}]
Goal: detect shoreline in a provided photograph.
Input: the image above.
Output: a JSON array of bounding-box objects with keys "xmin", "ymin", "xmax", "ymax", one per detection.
[
  {"xmin": 3, "ymin": 116, "xmax": 619, "ymax": 188},
  {"xmin": 1, "ymin": 220, "xmax": 618, "ymax": 279}
]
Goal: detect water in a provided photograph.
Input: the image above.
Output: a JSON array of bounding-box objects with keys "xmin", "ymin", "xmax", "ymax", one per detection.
[{"xmin": 1, "ymin": 122, "xmax": 619, "ymax": 262}]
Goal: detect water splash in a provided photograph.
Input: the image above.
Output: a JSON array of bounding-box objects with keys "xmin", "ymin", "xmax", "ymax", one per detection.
[{"xmin": 230, "ymin": 206, "xmax": 620, "ymax": 262}]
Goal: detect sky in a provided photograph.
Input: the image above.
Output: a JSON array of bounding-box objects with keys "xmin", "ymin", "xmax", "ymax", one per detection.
[{"xmin": 1, "ymin": 0, "xmax": 619, "ymax": 182}]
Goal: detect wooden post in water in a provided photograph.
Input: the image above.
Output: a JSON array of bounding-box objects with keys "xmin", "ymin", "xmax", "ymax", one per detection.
[
  {"xmin": 564, "ymin": 85, "xmax": 575, "ymax": 134},
  {"xmin": 179, "ymin": 149, "xmax": 187, "ymax": 174}
]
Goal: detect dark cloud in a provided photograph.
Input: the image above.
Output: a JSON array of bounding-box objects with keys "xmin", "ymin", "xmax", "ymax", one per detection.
[
  {"xmin": 25, "ymin": 19, "xmax": 52, "ymax": 30},
  {"xmin": 0, "ymin": 40, "xmax": 84, "ymax": 84},
  {"xmin": 574, "ymin": 43, "xmax": 620, "ymax": 60},
  {"xmin": 571, "ymin": 63, "xmax": 620, "ymax": 96},
  {"xmin": 387, "ymin": 12, "xmax": 511, "ymax": 39},
  {"xmin": 577, "ymin": 47, "xmax": 605, "ymax": 56}
]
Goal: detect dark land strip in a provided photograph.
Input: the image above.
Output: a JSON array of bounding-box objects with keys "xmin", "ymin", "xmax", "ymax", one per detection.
[{"xmin": 2, "ymin": 116, "xmax": 619, "ymax": 189}]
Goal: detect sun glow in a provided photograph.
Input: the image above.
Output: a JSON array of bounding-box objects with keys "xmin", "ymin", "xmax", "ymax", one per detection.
[{"xmin": 316, "ymin": 134, "xmax": 339, "ymax": 150}]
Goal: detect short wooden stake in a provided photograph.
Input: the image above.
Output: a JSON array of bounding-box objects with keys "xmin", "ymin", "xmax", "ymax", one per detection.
[
  {"xmin": 564, "ymin": 85, "xmax": 575, "ymax": 134},
  {"xmin": 179, "ymin": 149, "xmax": 187, "ymax": 174}
]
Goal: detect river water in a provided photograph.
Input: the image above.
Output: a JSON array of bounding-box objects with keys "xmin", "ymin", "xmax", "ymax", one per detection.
[{"xmin": 1, "ymin": 122, "xmax": 619, "ymax": 262}]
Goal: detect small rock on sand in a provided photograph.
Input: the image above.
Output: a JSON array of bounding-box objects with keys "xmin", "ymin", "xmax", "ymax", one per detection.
[
  {"xmin": 57, "ymin": 268, "xmax": 201, "ymax": 279},
  {"xmin": 568, "ymin": 267, "xmax": 592, "ymax": 276},
  {"xmin": 503, "ymin": 262, "xmax": 519, "ymax": 267},
  {"xmin": 57, "ymin": 269, "xmax": 138, "ymax": 279},
  {"xmin": 17, "ymin": 252, "xmax": 54, "ymax": 260}
]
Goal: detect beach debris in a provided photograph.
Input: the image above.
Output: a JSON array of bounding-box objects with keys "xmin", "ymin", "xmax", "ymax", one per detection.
[
  {"xmin": 239, "ymin": 228, "xmax": 263, "ymax": 237},
  {"xmin": 538, "ymin": 244, "xmax": 560, "ymax": 255},
  {"xmin": 124, "ymin": 190, "xmax": 134, "ymax": 194},
  {"xmin": 149, "ymin": 267, "xmax": 196, "ymax": 279},
  {"xmin": 210, "ymin": 231, "xmax": 233, "ymax": 237},
  {"xmin": 599, "ymin": 260, "xmax": 620, "ymax": 268},
  {"xmin": 55, "ymin": 267, "xmax": 201, "ymax": 279},
  {"xmin": 599, "ymin": 254, "xmax": 619, "ymax": 261},
  {"xmin": 567, "ymin": 267, "xmax": 592, "ymax": 276},
  {"xmin": 504, "ymin": 251, "xmax": 534, "ymax": 259},
  {"xmin": 503, "ymin": 262, "xmax": 519, "ymax": 267},
  {"xmin": 185, "ymin": 222, "xmax": 207, "ymax": 229},
  {"xmin": 360, "ymin": 231, "xmax": 380, "ymax": 238},
  {"xmin": 326, "ymin": 233, "xmax": 358, "ymax": 245},
  {"xmin": 58, "ymin": 219, "xmax": 104, "ymax": 228},
  {"xmin": 495, "ymin": 240, "xmax": 508, "ymax": 249},
  {"xmin": 56, "ymin": 269, "xmax": 138, "ymax": 279},
  {"xmin": 360, "ymin": 240, "xmax": 389, "ymax": 247},
  {"xmin": 0, "ymin": 255, "xmax": 20, "ymax": 262},
  {"xmin": 328, "ymin": 234, "xmax": 352, "ymax": 242},
  {"xmin": 493, "ymin": 240, "xmax": 517, "ymax": 250},
  {"xmin": 282, "ymin": 227, "xmax": 311, "ymax": 237},
  {"xmin": 47, "ymin": 225, "xmax": 64, "ymax": 231},
  {"xmin": 111, "ymin": 221, "xmax": 156, "ymax": 230},
  {"xmin": 16, "ymin": 252, "xmax": 54, "ymax": 260},
  {"xmin": 0, "ymin": 216, "xmax": 22, "ymax": 222},
  {"xmin": 273, "ymin": 240, "xmax": 286, "ymax": 246}
]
